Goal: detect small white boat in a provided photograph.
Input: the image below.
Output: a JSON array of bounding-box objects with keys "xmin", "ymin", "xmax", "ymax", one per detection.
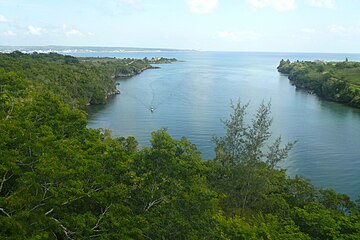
[{"xmin": 150, "ymin": 107, "xmax": 154, "ymax": 113}]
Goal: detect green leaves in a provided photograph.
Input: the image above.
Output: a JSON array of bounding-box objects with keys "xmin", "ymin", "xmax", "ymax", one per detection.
[
  {"xmin": 129, "ymin": 130, "xmax": 217, "ymax": 239},
  {"xmin": 214, "ymin": 100, "xmax": 293, "ymax": 167},
  {"xmin": 210, "ymin": 100, "xmax": 295, "ymax": 214}
]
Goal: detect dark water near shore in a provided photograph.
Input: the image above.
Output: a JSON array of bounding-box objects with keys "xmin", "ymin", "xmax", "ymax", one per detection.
[{"xmin": 76, "ymin": 51, "xmax": 360, "ymax": 199}]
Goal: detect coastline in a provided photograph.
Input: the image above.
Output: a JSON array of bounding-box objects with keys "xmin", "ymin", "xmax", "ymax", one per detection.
[
  {"xmin": 111, "ymin": 65, "xmax": 160, "ymax": 79},
  {"xmin": 277, "ymin": 59, "xmax": 360, "ymax": 109},
  {"xmin": 80, "ymin": 57, "xmax": 177, "ymax": 105},
  {"xmin": 104, "ymin": 66, "xmax": 160, "ymax": 101}
]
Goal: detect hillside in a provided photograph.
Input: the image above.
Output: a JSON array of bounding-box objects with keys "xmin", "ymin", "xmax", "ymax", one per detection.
[
  {"xmin": 278, "ymin": 59, "xmax": 360, "ymax": 108},
  {"xmin": 0, "ymin": 51, "xmax": 175, "ymax": 107}
]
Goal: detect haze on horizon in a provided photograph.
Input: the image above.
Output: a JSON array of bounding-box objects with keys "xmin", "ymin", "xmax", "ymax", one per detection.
[{"xmin": 0, "ymin": 0, "xmax": 359, "ymax": 53}]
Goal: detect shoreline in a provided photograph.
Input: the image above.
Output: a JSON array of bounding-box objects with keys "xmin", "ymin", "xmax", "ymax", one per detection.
[
  {"xmin": 111, "ymin": 65, "xmax": 160, "ymax": 79},
  {"xmin": 80, "ymin": 57, "xmax": 177, "ymax": 105},
  {"xmin": 277, "ymin": 59, "xmax": 360, "ymax": 109},
  {"xmin": 104, "ymin": 66, "xmax": 160, "ymax": 101}
]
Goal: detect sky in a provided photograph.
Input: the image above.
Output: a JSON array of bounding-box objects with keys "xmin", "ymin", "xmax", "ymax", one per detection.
[{"xmin": 0, "ymin": 0, "xmax": 360, "ymax": 53}]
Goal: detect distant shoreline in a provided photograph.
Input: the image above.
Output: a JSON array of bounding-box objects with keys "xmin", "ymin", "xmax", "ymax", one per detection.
[
  {"xmin": 0, "ymin": 45, "xmax": 196, "ymax": 54},
  {"xmin": 2, "ymin": 46, "xmax": 360, "ymax": 55}
]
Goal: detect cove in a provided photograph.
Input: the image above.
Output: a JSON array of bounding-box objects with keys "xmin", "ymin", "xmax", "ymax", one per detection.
[{"xmin": 77, "ymin": 51, "xmax": 360, "ymax": 199}]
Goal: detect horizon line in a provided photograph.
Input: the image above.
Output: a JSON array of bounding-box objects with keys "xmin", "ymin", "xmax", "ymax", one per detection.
[{"xmin": 0, "ymin": 45, "xmax": 359, "ymax": 55}]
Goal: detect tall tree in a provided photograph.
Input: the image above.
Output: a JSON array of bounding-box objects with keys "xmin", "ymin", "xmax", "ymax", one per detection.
[{"xmin": 209, "ymin": 100, "xmax": 294, "ymax": 214}]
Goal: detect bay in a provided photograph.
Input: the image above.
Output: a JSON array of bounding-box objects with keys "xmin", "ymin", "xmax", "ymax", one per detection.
[{"xmin": 73, "ymin": 51, "xmax": 360, "ymax": 199}]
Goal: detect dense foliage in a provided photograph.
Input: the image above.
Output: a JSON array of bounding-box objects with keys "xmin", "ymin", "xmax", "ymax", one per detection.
[
  {"xmin": 80, "ymin": 57, "xmax": 160, "ymax": 79},
  {"xmin": 278, "ymin": 59, "xmax": 360, "ymax": 108},
  {"xmin": 0, "ymin": 52, "xmax": 169, "ymax": 107},
  {"xmin": 1, "ymin": 53, "xmax": 360, "ymax": 239}
]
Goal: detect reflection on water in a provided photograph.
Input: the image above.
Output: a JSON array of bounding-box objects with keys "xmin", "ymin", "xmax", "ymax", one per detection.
[{"xmin": 85, "ymin": 51, "xmax": 360, "ymax": 198}]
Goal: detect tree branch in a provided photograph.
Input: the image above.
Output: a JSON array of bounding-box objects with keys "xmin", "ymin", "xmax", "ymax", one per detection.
[
  {"xmin": 143, "ymin": 234, "xmax": 154, "ymax": 240},
  {"xmin": 61, "ymin": 196, "xmax": 84, "ymax": 206},
  {"xmin": 51, "ymin": 217, "xmax": 76, "ymax": 240},
  {"xmin": 0, "ymin": 171, "xmax": 13, "ymax": 193},
  {"xmin": 89, "ymin": 234, "xmax": 102, "ymax": 238},
  {"xmin": 61, "ymin": 186, "xmax": 102, "ymax": 206},
  {"xmin": 41, "ymin": 183, "xmax": 52, "ymax": 200},
  {"xmin": 91, "ymin": 204, "xmax": 112, "ymax": 231},
  {"xmin": 16, "ymin": 160, "xmax": 38, "ymax": 166},
  {"xmin": 6, "ymin": 104, "xmax": 14, "ymax": 119},
  {"xmin": 0, "ymin": 207, "xmax": 12, "ymax": 218},
  {"xmin": 144, "ymin": 196, "xmax": 167, "ymax": 212},
  {"xmin": 30, "ymin": 203, "xmax": 46, "ymax": 212},
  {"xmin": 45, "ymin": 208, "xmax": 54, "ymax": 216}
]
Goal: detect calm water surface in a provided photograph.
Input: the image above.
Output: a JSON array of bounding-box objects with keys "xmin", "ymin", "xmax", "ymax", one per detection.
[{"xmin": 76, "ymin": 51, "xmax": 360, "ymax": 198}]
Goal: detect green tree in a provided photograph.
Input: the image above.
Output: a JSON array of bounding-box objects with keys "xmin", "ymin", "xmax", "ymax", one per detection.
[
  {"xmin": 130, "ymin": 129, "xmax": 218, "ymax": 239},
  {"xmin": 209, "ymin": 100, "xmax": 294, "ymax": 214}
]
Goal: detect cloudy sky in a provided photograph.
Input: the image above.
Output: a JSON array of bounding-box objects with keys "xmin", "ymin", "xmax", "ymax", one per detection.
[{"xmin": 0, "ymin": 0, "xmax": 359, "ymax": 52}]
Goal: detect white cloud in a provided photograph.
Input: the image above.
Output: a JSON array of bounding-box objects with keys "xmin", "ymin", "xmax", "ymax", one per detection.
[
  {"xmin": 217, "ymin": 30, "xmax": 262, "ymax": 41},
  {"xmin": 62, "ymin": 24, "xmax": 95, "ymax": 37},
  {"xmin": 217, "ymin": 31, "xmax": 238, "ymax": 41},
  {"xmin": 65, "ymin": 29, "xmax": 84, "ymax": 37},
  {"xmin": 187, "ymin": 0, "xmax": 218, "ymax": 14},
  {"xmin": 328, "ymin": 24, "xmax": 345, "ymax": 33},
  {"xmin": 62, "ymin": 24, "xmax": 93, "ymax": 37},
  {"xmin": 247, "ymin": 0, "xmax": 296, "ymax": 11},
  {"xmin": 26, "ymin": 25, "xmax": 43, "ymax": 35},
  {"xmin": 0, "ymin": 14, "xmax": 9, "ymax": 23},
  {"xmin": 307, "ymin": 0, "xmax": 335, "ymax": 8},
  {"xmin": 1, "ymin": 30, "xmax": 16, "ymax": 36},
  {"xmin": 301, "ymin": 28, "xmax": 316, "ymax": 34},
  {"xmin": 328, "ymin": 25, "xmax": 360, "ymax": 36},
  {"xmin": 0, "ymin": 15, "xmax": 9, "ymax": 23},
  {"xmin": 120, "ymin": 0, "xmax": 143, "ymax": 9},
  {"xmin": 248, "ymin": 0, "xmax": 268, "ymax": 8}
]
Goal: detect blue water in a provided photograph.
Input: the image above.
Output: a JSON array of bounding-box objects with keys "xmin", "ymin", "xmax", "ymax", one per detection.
[{"xmin": 78, "ymin": 51, "xmax": 360, "ymax": 199}]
